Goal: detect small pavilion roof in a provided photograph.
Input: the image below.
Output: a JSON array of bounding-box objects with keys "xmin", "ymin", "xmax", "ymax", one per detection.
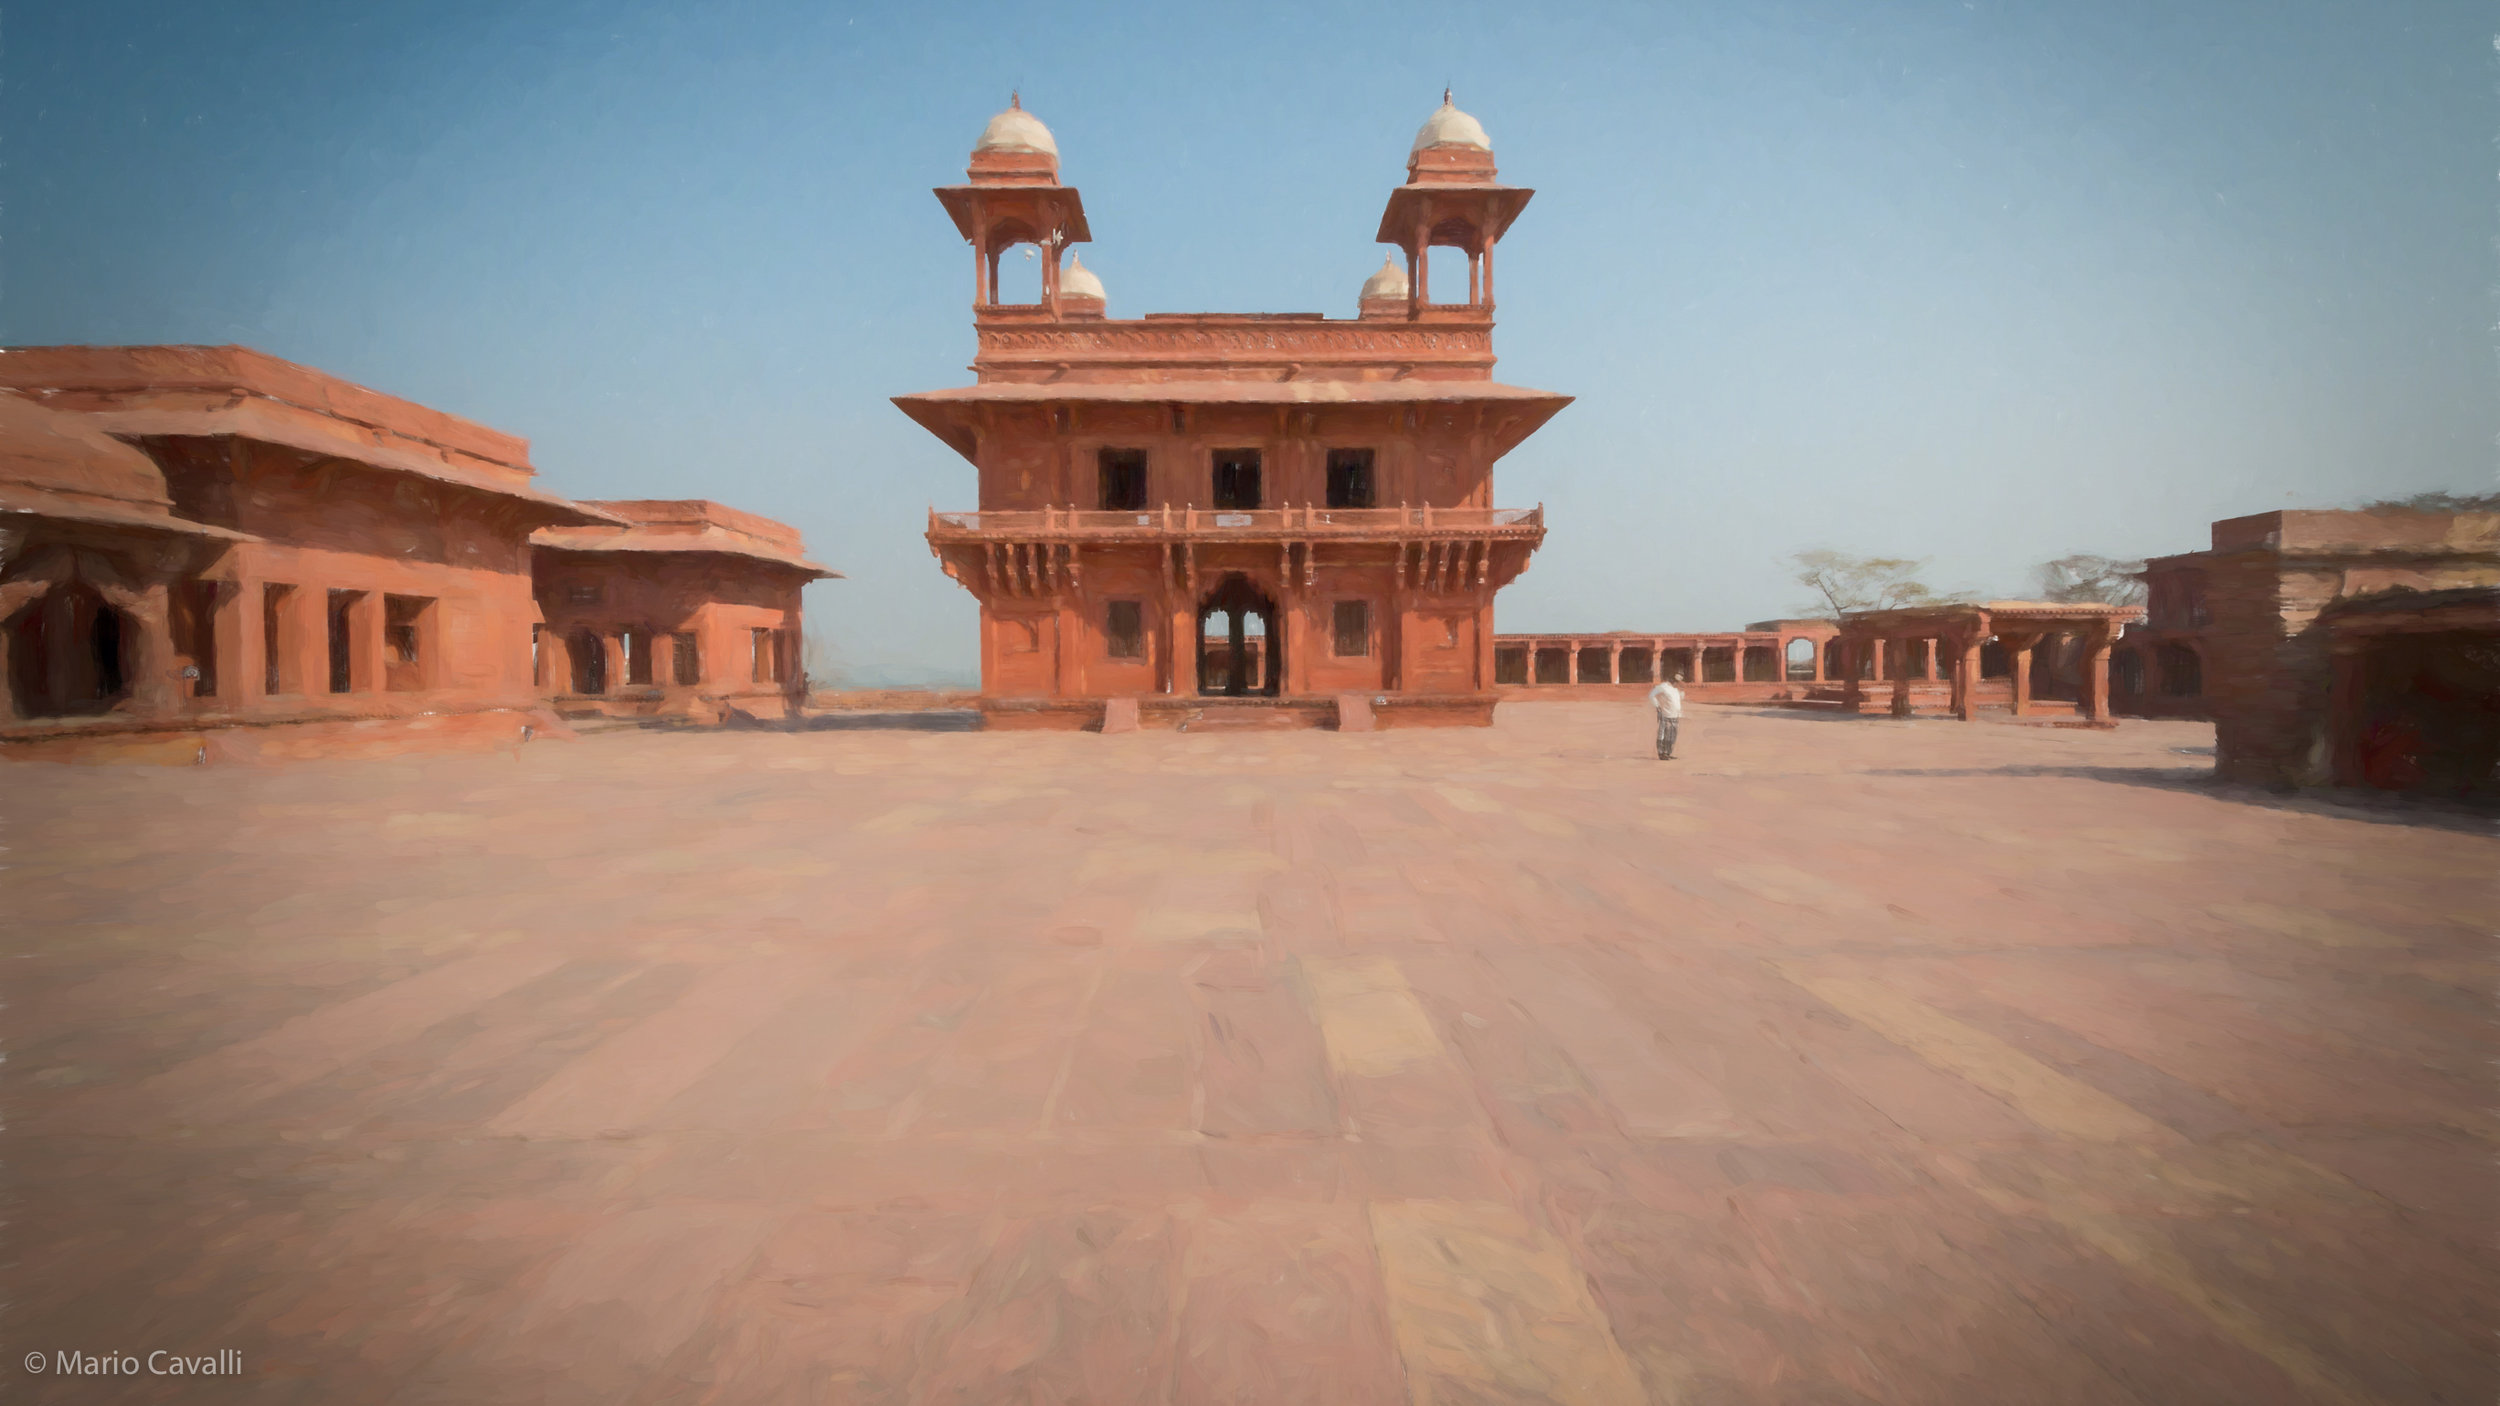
[
  {"xmin": 532, "ymin": 500, "xmax": 836, "ymax": 578},
  {"xmin": 1837, "ymin": 600, "xmax": 2143, "ymax": 637}
]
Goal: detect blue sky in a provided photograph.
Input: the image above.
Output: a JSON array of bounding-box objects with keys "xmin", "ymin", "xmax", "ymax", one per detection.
[{"xmin": 7, "ymin": 1, "xmax": 2490, "ymax": 683}]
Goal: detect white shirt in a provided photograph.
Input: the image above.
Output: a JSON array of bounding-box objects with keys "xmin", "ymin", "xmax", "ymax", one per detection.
[{"xmin": 1647, "ymin": 680, "xmax": 1684, "ymax": 719}]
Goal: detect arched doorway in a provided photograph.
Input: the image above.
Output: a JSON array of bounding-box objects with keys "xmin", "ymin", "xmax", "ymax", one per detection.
[
  {"xmin": 1197, "ymin": 575, "xmax": 1281, "ymax": 697},
  {"xmin": 6, "ymin": 582, "xmax": 132, "ymax": 718}
]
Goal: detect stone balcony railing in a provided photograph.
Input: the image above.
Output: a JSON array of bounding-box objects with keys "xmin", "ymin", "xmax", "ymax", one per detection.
[{"xmin": 927, "ymin": 504, "xmax": 1542, "ymax": 541}]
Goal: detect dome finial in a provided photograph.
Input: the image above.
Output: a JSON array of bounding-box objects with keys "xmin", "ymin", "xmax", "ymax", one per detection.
[
  {"xmin": 1443, "ymin": 87, "xmax": 1452, "ymax": 105},
  {"xmin": 1011, "ymin": 90, "xmax": 1021, "ymax": 110}
]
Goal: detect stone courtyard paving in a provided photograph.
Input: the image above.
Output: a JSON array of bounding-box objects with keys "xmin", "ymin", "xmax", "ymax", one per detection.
[{"xmin": 6, "ymin": 702, "xmax": 2493, "ymax": 1404}]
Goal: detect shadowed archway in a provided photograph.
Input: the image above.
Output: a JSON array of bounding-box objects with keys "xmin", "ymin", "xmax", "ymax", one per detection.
[{"xmin": 1197, "ymin": 575, "xmax": 1281, "ymax": 697}]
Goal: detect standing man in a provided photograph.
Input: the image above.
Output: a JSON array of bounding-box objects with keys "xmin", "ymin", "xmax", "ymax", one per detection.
[{"xmin": 1648, "ymin": 674, "xmax": 1684, "ymax": 760}]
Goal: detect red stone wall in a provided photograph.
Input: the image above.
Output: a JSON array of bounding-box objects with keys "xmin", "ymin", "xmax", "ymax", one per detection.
[{"xmin": 533, "ymin": 550, "xmax": 808, "ymax": 715}]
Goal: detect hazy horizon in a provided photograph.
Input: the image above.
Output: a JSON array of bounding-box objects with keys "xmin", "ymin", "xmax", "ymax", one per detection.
[{"xmin": 8, "ymin": 0, "xmax": 2490, "ymax": 685}]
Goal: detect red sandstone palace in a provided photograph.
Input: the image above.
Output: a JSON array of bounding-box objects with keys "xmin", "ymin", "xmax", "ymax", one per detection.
[
  {"xmin": 0, "ymin": 345, "xmax": 830, "ymax": 759},
  {"xmin": 901, "ymin": 96, "xmax": 1564, "ymax": 729}
]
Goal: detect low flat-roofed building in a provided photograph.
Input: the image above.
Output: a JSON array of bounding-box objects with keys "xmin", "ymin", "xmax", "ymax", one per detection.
[
  {"xmin": 531, "ymin": 500, "xmax": 836, "ymax": 723},
  {"xmin": 0, "ymin": 344, "xmax": 613, "ymax": 758},
  {"xmin": 2146, "ymin": 508, "xmax": 2500, "ymax": 789}
]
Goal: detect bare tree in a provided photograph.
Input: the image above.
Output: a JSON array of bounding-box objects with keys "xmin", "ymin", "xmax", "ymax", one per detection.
[
  {"xmin": 1790, "ymin": 550, "xmax": 1940, "ymax": 616},
  {"xmin": 2036, "ymin": 553, "xmax": 2146, "ymax": 606},
  {"xmin": 2358, "ymin": 490, "xmax": 2500, "ymax": 514}
]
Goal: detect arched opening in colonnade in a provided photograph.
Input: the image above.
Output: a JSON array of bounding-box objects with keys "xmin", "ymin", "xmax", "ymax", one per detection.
[{"xmin": 1786, "ymin": 638, "xmax": 1817, "ymax": 680}]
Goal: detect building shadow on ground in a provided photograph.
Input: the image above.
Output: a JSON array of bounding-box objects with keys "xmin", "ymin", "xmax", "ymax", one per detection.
[{"xmin": 1860, "ymin": 762, "xmax": 2497, "ymax": 835}]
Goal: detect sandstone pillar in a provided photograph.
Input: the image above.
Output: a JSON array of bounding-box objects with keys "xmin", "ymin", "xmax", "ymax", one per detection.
[
  {"xmin": 123, "ymin": 580, "xmax": 180, "ymax": 718},
  {"xmin": 2081, "ymin": 626, "xmax": 2115, "ymax": 724},
  {"xmin": 1281, "ymin": 585, "xmax": 1310, "ymax": 696},
  {"xmin": 1954, "ymin": 635, "xmax": 1981, "ymax": 721},
  {"xmin": 1565, "ymin": 641, "xmax": 1579, "ymax": 685},
  {"xmin": 1609, "ymin": 641, "xmax": 1622, "ymax": 684},
  {"xmin": 286, "ymin": 589, "xmax": 324, "ymax": 699},
  {"xmin": 602, "ymin": 633, "xmax": 628, "ymax": 697},
  {"xmin": 350, "ymin": 591, "xmax": 385, "ymax": 695},
  {"xmin": 1839, "ymin": 638, "xmax": 1864, "ymax": 713},
  {"xmin": 2009, "ymin": 636, "xmax": 2035, "ymax": 718},
  {"xmin": 213, "ymin": 577, "xmax": 256, "ymax": 709}
]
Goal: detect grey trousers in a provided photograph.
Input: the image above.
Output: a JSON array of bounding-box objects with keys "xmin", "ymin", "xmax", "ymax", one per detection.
[{"xmin": 1656, "ymin": 715, "xmax": 1679, "ymax": 759}]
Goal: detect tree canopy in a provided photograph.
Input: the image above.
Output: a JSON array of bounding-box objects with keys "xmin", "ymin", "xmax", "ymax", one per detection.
[
  {"xmin": 2036, "ymin": 553, "xmax": 2146, "ymax": 606},
  {"xmin": 1789, "ymin": 550, "xmax": 1940, "ymax": 616}
]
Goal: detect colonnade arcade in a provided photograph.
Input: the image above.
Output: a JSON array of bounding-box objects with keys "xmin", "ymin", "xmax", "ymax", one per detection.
[{"xmin": 1493, "ymin": 628, "xmax": 1837, "ymax": 688}]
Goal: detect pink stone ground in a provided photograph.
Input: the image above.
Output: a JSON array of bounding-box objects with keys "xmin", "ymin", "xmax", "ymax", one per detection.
[{"xmin": 7, "ymin": 703, "xmax": 2492, "ymax": 1404}]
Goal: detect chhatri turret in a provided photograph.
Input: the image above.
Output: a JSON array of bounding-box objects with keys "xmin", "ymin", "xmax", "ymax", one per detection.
[{"xmin": 1377, "ymin": 92, "xmax": 1535, "ymax": 318}]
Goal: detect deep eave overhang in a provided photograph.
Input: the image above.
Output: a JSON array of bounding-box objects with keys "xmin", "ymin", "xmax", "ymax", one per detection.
[
  {"xmin": 1375, "ymin": 184, "xmax": 1535, "ymax": 246},
  {"xmin": 0, "ymin": 488, "xmax": 255, "ymax": 541},
  {"xmin": 933, "ymin": 186, "xmax": 1093, "ymax": 245},
  {"xmin": 892, "ymin": 381, "xmax": 1573, "ymax": 464},
  {"xmin": 79, "ymin": 401, "xmax": 620, "ymax": 529},
  {"xmin": 530, "ymin": 529, "xmax": 837, "ymax": 579}
]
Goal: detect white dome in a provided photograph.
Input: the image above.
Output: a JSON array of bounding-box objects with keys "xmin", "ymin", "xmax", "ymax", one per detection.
[
  {"xmin": 1360, "ymin": 256, "xmax": 1409, "ymax": 300},
  {"xmin": 1060, "ymin": 253, "xmax": 1105, "ymax": 301},
  {"xmin": 975, "ymin": 99, "xmax": 1058, "ymax": 156},
  {"xmin": 1411, "ymin": 95, "xmax": 1491, "ymax": 154}
]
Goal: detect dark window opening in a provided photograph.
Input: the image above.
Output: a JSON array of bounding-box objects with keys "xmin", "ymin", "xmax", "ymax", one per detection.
[
  {"xmin": 90, "ymin": 598, "xmax": 125, "ymax": 701},
  {"xmin": 1333, "ymin": 600, "xmax": 1372, "ymax": 658},
  {"xmin": 327, "ymin": 590, "xmax": 361, "ymax": 694},
  {"xmin": 1577, "ymin": 646, "xmax": 1611, "ymax": 681},
  {"xmin": 1534, "ymin": 646, "xmax": 1569, "ymax": 684},
  {"xmin": 1099, "ymin": 449, "xmax": 1149, "ymax": 512},
  {"xmin": 672, "ymin": 633, "xmax": 700, "ymax": 686},
  {"xmin": 624, "ymin": 627, "xmax": 655, "ymax": 686},
  {"xmin": 1494, "ymin": 646, "xmax": 1530, "ymax": 685},
  {"xmin": 262, "ymin": 584, "xmax": 293, "ymax": 695},
  {"xmin": 1212, "ymin": 450, "xmax": 1263, "ymax": 510},
  {"xmin": 1326, "ymin": 449, "xmax": 1376, "ymax": 509},
  {"xmin": 1106, "ymin": 600, "xmax": 1145, "ymax": 659},
  {"xmin": 2157, "ymin": 643, "xmax": 2202, "ymax": 698},
  {"xmin": 1980, "ymin": 641, "xmax": 2010, "ymax": 679},
  {"xmin": 384, "ymin": 595, "xmax": 430, "ymax": 693},
  {"xmin": 1620, "ymin": 648, "xmax": 1655, "ymax": 684},
  {"xmin": 2112, "ymin": 648, "xmax": 2144, "ymax": 697},
  {"xmin": 1703, "ymin": 646, "xmax": 1737, "ymax": 683}
]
